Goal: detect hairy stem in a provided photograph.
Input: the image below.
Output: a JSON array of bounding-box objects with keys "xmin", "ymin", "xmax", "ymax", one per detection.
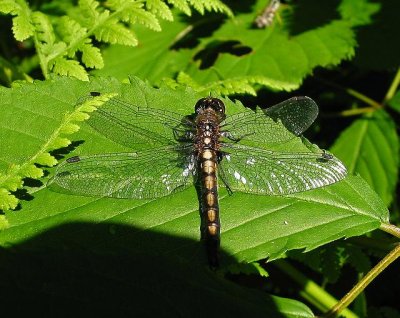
[
  {"xmin": 338, "ymin": 107, "xmax": 376, "ymax": 117},
  {"xmin": 315, "ymin": 77, "xmax": 382, "ymax": 109},
  {"xmin": 346, "ymin": 88, "xmax": 381, "ymax": 109},
  {"xmin": 380, "ymin": 223, "xmax": 400, "ymax": 239},
  {"xmin": 323, "ymin": 243, "xmax": 400, "ymax": 317}
]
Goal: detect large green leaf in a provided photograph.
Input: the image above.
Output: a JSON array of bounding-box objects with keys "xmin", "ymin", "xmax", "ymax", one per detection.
[
  {"xmin": 330, "ymin": 110, "xmax": 399, "ymax": 206},
  {"xmin": 0, "ymin": 76, "xmax": 389, "ymax": 316},
  {"xmin": 95, "ymin": 0, "xmax": 377, "ymax": 94}
]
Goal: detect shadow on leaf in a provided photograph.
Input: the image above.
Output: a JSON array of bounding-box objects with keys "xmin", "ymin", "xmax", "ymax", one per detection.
[{"xmin": 0, "ymin": 222, "xmax": 288, "ymax": 317}]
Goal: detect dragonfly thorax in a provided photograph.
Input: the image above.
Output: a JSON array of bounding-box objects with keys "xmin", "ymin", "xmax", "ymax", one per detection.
[{"xmin": 193, "ymin": 98, "xmax": 225, "ymax": 150}]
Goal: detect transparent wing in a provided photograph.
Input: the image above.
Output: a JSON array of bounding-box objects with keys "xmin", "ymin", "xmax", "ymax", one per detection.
[
  {"xmin": 221, "ymin": 96, "xmax": 318, "ymax": 144},
  {"xmin": 81, "ymin": 93, "xmax": 193, "ymax": 148},
  {"xmin": 219, "ymin": 144, "xmax": 347, "ymax": 195},
  {"xmin": 49, "ymin": 145, "xmax": 196, "ymax": 199}
]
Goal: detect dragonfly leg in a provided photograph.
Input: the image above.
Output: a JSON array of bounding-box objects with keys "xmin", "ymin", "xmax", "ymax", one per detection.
[{"xmin": 221, "ymin": 131, "xmax": 255, "ymax": 143}]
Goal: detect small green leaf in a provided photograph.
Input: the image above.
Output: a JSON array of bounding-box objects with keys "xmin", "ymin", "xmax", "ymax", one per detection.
[
  {"xmin": 36, "ymin": 153, "xmax": 57, "ymax": 167},
  {"xmin": 167, "ymin": 0, "xmax": 191, "ymax": 15},
  {"xmin": 20, "ymin": 164, "xmax": 43, "ymax": 179},
  {"xmin": 94, "ymin": 21, "xmax": 138, "ymax": 46},
  {"xmin": 58, "ymin": 16, "xmax": 88, "ymax": 45},
  {"xmin": 121, "ymin": 3, "xmax": 161, "ymax": 31},
  {"xmin": 51, "ymin": 57, "xmax": 89, "ymax": 81},
  {"xmin": 60, "ymin": 122, "xmax": 81, "ymax": 134},
  {"xmin": 339, "ymin": 0, "xmax": 381, "ymax": 26},
  {"xmin": 0, "ymin": 188, "xmax": 18, "ymax": 211},
  {"xmin": 331, "ymin": 110, "xmax": 399, "ymax": 206},
  {"xmin": 0, "ymin": 0, "xmax": 19, "ymax": 14},
  {"xmin": 145, "ymin": 0, "xmax": 173, "ymax": 21},
  {"xmin": 188, "ymin": 0, "xmax": 233, "ymax": 16},
  {"xmin": 78, "ymin": 0, "xmax": 100, "ymax": 28},
  {"xmin": 48, "ymin": 137, "xmax": 71, "ymax": 150},
  {"xmin": 80, "ymin": 43, "xmax": 104, "ymax": 68},
  {"xmin": 12, "ymin": 12, "xmax": 34, "ymax": 41}
]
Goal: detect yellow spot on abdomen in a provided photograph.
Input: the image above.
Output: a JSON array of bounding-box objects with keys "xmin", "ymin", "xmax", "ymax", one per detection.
[
  {"xmin": 208, "ymin": 224, "xmax": 218, "ymax": 236},
  {"xmin": 204, "ymin": 175, "xmax": 215, "ymax": 189},
  {"xmin": 203, "ymin": 159, "xmax": 216, "ymax": 175},
  {"xmin": 206, "ymin": 192, "xmax": 215, "ymax": 206},
  {"xmin": 207, "ymin": 209, "xmax": 217, "ymax": 222}
]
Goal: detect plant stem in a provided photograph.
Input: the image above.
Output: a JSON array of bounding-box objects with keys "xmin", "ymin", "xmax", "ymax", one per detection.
[
  {"xmin": 273, "ymin": 260, "xmax": 358, "ymax": 318},
  {"xmin": 346, "ymin": 89, "xmax": 381, "ymax": 109},
  {"xmin": 323, "ymin": 243, "xmax": 400, "ymax": 318},
  {"xmin": 380, "ymin": 223, "xmax": 400, "ymax": 239},
  {"xmin": 338, "ymin": 107, "xmax": 376, "ymax": 117},
  {"xmin": 383, "ymin": 67, "xmax": 400, "ymax": 103},
  {"xmin": 315, "ymin": 77, "xmax": 382, "ymax": 109}
]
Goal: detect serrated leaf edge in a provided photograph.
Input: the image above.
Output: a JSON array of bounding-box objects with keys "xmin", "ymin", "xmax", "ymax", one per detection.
[{"xmin": 0, "ymin": 92, "xmax": 117, "ymax": 213}]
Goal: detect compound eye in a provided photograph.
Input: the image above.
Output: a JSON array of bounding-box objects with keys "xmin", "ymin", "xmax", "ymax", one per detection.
[
  {"xmin": 194, "ymin": 98, "xmax": 207, "ymax": 113},
  {"xmin": 215, "ymin": 100, "xmax": 225, "ymax": 114}
]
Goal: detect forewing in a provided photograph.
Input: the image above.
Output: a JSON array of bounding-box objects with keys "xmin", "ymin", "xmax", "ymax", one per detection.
[
  {"xmin": 81, "ymin": 93, "xmax": 192, "ymax": 148},
  {"xmin": 221, "ymin": 96, "xmax": 318, "ymax": 144},
  {"xmin": 49, "ymin": 145, "xmax": 196, "ymax": 199},
  {"xmin": 219, "ymin": 144, "xmax": 347, "ymax": 195}
]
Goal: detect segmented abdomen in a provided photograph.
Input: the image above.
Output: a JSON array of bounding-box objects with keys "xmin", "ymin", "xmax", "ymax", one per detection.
[{"xmin": 199, "ymin": 148, "xmax": 220, "ymax": 266}]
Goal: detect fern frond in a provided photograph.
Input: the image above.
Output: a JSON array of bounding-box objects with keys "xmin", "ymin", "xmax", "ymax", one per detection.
[
  {"xmin": 12, "ymin": 11, "xmax": 35, "ymax": 41},
  {"xmin": 0, "ymin": 0, "xmax": 35, "ymax": 41},
  {"xmin": 0, "ymin": 187, "xmax": 18, "ymax": 212},
  {"xmin": 94, "ymin": 20, "xmax": 138, "ymax": 46},
  {"xmin": 166, "ymin": 0, "xmax": 191, "ymax": 15},
  {"xmin": 31, "ymin": 11, "xmax": 55, "ymax": 46},
  {"xmin": 50, "ymin": 57, "xmax": 89, "ymax": 81},
  {"xmin": 78, "ymin": 0, "xmax": 101, "ymax": 28},
  {"xmin": 80, "ymin": 42, "xmax": 104, "ymax": 68},
  {"xmin": 145, "ymin": 0, "xmax": 173, "ymax": 21},
  {"xmin": 0, "ymin": 92, "xmax": 116, "ymax": 212},
  {"xmin": 121, "ymin": 2, "xmax": 162, "ymax": 31},
  {"xmin": 31, "ymin": 12, "xmax": 72, "ymax": 65},
  {"xmin": 187, "ymin": 0, "xmax": 233, "ymax": 17},
  {"xmin": 0, "ymin": 0, "xmax": 19, "ymax": 14},
  {"xmin": 1, "ymin": 0, "xmax": 233, "ymax": 80},
  {"xmin": 58, "ymin": 16, "xmax": 88, "ymax": 49}
]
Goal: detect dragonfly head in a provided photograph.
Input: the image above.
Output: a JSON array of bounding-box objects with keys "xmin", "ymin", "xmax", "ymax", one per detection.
[{"xmin": 195, "ymin": 97, "xmax": 226, "ymax": 119}]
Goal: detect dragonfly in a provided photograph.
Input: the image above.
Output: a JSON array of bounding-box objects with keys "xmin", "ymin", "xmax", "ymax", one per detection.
[{"xmin": 50, "ymin": 93, "xmax": 347, "ymax": 267}]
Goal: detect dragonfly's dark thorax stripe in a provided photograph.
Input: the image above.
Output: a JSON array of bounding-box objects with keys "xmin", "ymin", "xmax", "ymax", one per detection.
[{"xmin": 195, "ymin": 112, "xmax": 222, "ymax": 245}]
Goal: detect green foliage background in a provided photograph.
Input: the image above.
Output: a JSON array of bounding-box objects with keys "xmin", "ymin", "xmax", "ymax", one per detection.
[{"xmin": 0, "ymin": 0, "xmax": 399, "ymax": 317}]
